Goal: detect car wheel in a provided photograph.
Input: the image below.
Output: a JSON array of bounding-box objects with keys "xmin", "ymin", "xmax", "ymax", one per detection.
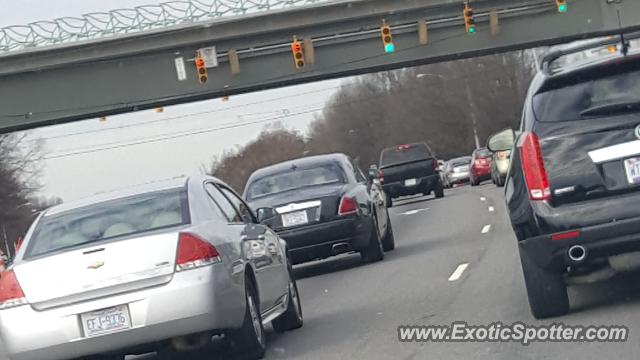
[
  {"xmin": 519, "ymin": 247, "xmax": 569, "ymax": 319},
  {"xmin": 435, "ymin": 181, "xmax": 444, "ymax": 198},
  {"xmin": 272, "ymin": 265, "xmax": 303, "ymax": 333},
  {"xmin": 386, "ymin": 196, "xmax": 393, "ymax": 208},
  {"xmin": 496, "ymin": 176, "xmax": 505, "ymax": 188},
  {"xmin": 361, "ymin": 217, "xmax": 384, "ymax": 263},
  {"xmin": 229, "ymin": 277, "xmax": 266, "ymax": 359},
  {"xmin": 382, "ymin": 212, "xmax": 395, "ymax": 252}
]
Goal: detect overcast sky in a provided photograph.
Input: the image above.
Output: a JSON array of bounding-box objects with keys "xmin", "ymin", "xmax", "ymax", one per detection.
[{"xmin": 0, "ymin": 0, "xmax": 343, "ymax": 201}]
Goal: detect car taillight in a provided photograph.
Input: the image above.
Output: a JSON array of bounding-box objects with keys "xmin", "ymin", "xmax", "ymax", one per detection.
[
  {"xmin": 379, "ymin": 170, "xmax": 384, "ymax": 183},
  {"xmin": 474, "ymin": 160, "xmax": 482, "ymax": 166},
  {"xmin": 176, "ymin": 233, "xmax": 221, "ymax": 272},
  {"xmin": 0, "ymin": 270, "xmax": 27, "ymax": 310},
  {"xmin": 338, "ymin": 196, "xmax": 358, "ymax": 216},
  {"xmin": 521, "ymin": 132, "xmax": 551, "ymax": 201}
]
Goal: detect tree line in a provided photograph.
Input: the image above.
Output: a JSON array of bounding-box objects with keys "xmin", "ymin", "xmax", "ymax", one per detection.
[{"xmin": 208, "ymin": 51, "xmax": 535, "ymax": 192}]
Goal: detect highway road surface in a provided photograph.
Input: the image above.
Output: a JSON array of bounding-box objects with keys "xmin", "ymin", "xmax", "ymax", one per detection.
[{"xmin": 5, "ymin": 184, "xmax": 640, "ymax": 359}]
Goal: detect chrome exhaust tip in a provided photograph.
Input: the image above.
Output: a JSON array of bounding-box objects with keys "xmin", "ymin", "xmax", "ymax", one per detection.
[
  {"xmin": 331, "ymin": 242, "xmax": 351, "ymax": 255},
  {"xmin": 568, "ymin": 245, "xmax": 587, "ymax": 263}
]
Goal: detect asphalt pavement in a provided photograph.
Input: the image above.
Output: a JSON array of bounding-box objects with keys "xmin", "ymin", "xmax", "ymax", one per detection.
[{"xmin": 7, "ymin": 184, "xmax": 640, "ymax": 360}]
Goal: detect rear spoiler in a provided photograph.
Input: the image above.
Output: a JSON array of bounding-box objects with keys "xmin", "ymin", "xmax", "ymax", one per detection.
[{"xmin": 540, "ymin": 32, "xmax": 640, "ymax": 75}]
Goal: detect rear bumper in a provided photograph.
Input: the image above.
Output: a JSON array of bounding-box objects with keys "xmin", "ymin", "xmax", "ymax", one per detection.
[
  {"xmin": 1, "ymin": 264, "xmax": 245, "ymax": 360},
  {"xmin": 277, "ymin": 217, "xmax": 371, "ymax": 264},
  {"xmin": 383, "ymin": 174, "xmax": 440, "ymax": 198}
]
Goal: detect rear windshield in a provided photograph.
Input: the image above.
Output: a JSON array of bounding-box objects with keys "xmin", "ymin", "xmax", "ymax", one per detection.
[
  {"xmin": 25, "ymin": 189, "xmax": 189, "ymax": 258},
  {"xmin": 380, "ymin": 144, "xmax": 432, "ymax": 167},
  {"xmin": 474, "ymin": 149, "xmax": 492, "ymax": 159},
  {"xmin": 246, "ymin": 163, "xmax": 346, "ymax": 200},
  {"xmin": 450, "ymin": 158, "xmax": 471, "ymax": 167},
  {"xmin": 533, "ymin": 68, "xmax": 640, "ymax": 122}
]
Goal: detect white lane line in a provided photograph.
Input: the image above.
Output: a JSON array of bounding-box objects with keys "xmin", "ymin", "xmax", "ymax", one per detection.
[
  {"xmin": 400, "ymin": 208, "xmax": 429, "ymax": 216},
  {"xmin": 482, "ymin": 224, "xmax": 492, "ymax": 234},
  {"xmin": 448, "ymin": 263, "xmax": 469, "ymax": 282},
  {"xmin": 480, "ymin": 197, "xmax": 486, "ymax": 201},
  {"xmin": 488, "ymin": 206, "xmax": 495, "ymax": 212}
]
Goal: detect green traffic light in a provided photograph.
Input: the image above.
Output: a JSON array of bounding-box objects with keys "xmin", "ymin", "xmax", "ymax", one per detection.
[
  {"xmin": 558, "ymin": 4, "xmax": 567, "ymax": 12},
  {"xmin": 385, "ymin": 43, "xmax": 395, "ymax": 54}
]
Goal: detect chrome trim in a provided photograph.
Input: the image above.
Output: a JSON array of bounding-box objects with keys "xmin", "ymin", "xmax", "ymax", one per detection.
[
  {"xmin": 588, "ymin": 140, "xmax": 640, "ymax": 164},
  {"xmin": 275, "ymin": 200, "xmax": 321, "ymax": 214}
]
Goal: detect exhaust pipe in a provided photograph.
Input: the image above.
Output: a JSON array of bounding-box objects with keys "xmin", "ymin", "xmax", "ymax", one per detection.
[
  {"xmin": 332, "ymin": 242, "xmax": 351, "ymax": 255},
  {"xmin": 567, "ymin": 245, "xmax": 587, "ymax": 264},
  {"xmin": 170, "ymin": 332, "xmax": 211, "ymax": 352}
]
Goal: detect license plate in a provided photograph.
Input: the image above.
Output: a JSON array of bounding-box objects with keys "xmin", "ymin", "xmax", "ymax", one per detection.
[
  {"xmin": 81, "ymin": 305, "xmax": 131, "ymax": 337},
  {"xmin": 624, "ymin": 157, "xmax": 640, "ymax": 184},
  {"xmin": 404, "ymin": 178, "xmax": 417, "ymax": 187},
  {"xmin": 281, "ymin": 210, "xmax": 309, "ymax": 227}
]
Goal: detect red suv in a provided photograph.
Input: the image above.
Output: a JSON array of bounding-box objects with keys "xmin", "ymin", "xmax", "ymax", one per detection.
[{"xmin": 470, "ymin": 147, "xmax": 493, "ymax": 186}]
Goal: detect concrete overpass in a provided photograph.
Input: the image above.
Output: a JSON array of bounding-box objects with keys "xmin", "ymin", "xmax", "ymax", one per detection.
[{"xmin": 1, "ymin": 0, "xmax": 639, "ymax": 133}]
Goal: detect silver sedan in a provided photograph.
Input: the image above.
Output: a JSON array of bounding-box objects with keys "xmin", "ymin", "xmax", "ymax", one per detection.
[{"xmin": 0, "ymin": 175, "xmax": 302, "ymax": 360}]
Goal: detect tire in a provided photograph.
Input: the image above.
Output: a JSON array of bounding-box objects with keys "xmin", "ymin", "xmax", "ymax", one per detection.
[
  {"xmin": 360, "ymin": 217, "xmax": 384, "ymax": 263},
  {"xmin": 382, "ymin": 212, "xmax": 395, "ymax": 251},
  {"xmin": 519, "ymin": 247, "xmax": 569, "ymax": 319},
  {"xmin": 229, "ymin": 277, "xmax": 266, "ymax": 359},
  {"xmin": 496, "ymin": 176, "xmax": 505, "ymax": 188},
  {"xmin": 272, "ymin": 266, "xmax": 303, "ymax": 333},
  {"xmin": 435, "ymin": 181, "xmax": 444, "ymax": 198},
  {"xmin": 386, "ymin": 196, "xmax": 393, "ymax": 208}
]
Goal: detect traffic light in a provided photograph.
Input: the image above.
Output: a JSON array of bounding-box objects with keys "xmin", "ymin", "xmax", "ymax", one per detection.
[
  {"xmin": 195, "ymin": 52, "xmax": 208, "ymax": 84},
  {"xmin": 380, "ymin": 24, "xmax": 395, "ymax": 53},
  {"xmin": 556, "ymin": 0, "xmax": 567, "ymax": 13},
  {"xmin": 463, "ymin": 4, "xmax": 476, "ymax": 34},
  {"xmin": 291, "ymin": 39, "xmax": 305, "ymax": 69}
]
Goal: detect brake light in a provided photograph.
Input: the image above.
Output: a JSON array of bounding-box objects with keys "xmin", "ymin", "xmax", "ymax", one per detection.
[
  {"xmin": 176, "ymin": 233, "xmax": 221, "ymax": 271},
  {"xmin": 0, "ymin": 270, "xmax": 27, "ymax": 310},
  {"xmin": 397, "ymin": 144, "xmax": 411, "ymax": 150},
  {"xmin": 338, "ymin": 196, "xmax": 358, "ymax": 216},
  {"xmin": 521, "ymin": 132, "xmax": 551, "ymax": 201},
  {"xmin": 551, "ymin": 230, "xmax": 580, "ymax": 241},
  {"xmin": 379, "ymin": 170, "xmax": 384, "ymax": 183}
]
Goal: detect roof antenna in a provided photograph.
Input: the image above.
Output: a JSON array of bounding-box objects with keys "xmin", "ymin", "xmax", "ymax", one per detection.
[{"xmin": 617, "ymin": 9, "xmax": 629, "ymax": 56}]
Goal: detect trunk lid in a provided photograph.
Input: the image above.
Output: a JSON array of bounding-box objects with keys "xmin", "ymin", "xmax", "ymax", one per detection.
[
  {"xmin": 535, "ymin": 114, "xmax": 640, "ymax": 206},
  {"xmin": 15, "ymin": 232, "xmax": 179, "ymax": 310}
]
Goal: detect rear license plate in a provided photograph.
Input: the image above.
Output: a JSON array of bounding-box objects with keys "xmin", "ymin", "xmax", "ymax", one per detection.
[
  {"xmin": 81, "ymin": 305, "xmax": 131, "ymax": 337},
  {"xmin": 282, "ymin": 210, "xmax": 309, "ymax": 227},
  {"xmin": 404, "ymin": 178, "xmax": 417, "ymax": 186},
  {"xmin": 624, "ymin": 157, "xmax": 640, "ymax": 184}
]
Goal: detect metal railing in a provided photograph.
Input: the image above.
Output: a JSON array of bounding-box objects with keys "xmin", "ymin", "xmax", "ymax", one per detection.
[{"xmin": 0, "ymin": 0, "xmax": 330, "ymax": 53}]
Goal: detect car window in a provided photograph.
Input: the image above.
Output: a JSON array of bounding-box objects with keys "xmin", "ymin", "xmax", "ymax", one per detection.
[
  {"xmin": 205, "ymin": 183, "xmax": 242, "ymax": 223},
  {"xmin": 380, "ymin": 143, "xmax": 432, "ymax": 168},
  {"xmin": 347, "ymin": 158, "xmax": 367, "ymax": 183},
  {"xmin": 25, "ymin": 189, "xmax": 189, "ymax": 258},
  {"xmin": 203, "ymin": 183, "xmax": 231, "ymax": 221},
  {"xmin": 246, "ymin": 163, "xmax": 346, "ymax": 200},
  {"xmin": 218, "ymin": 185, "xmax": 255, "ymax": 224}
]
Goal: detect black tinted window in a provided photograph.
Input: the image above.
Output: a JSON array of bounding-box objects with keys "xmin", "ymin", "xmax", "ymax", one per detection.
[
  {"xmin": 246, "ymin": 163, "xmax": 346, "ymax": 200},
  {"xmin": 380, "ymin": 144, "xmax": 432, "ymax": 167},
  {"xmin": 533, "ymin": 68, "xmax": 640, "ymax": 122}
]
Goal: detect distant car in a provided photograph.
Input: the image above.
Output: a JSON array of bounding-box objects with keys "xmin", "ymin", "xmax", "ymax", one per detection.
[
  {"xmin": 491, "ymin": 146, "xmax": 512, "ymax": 187},
  {"xmin": 243, "ymin": 154, "xmax": 394, "ymax": 265},
  {"xmin": 378, "ymin": 143, "xmax": 444, "ymax": 207},
  {"xmin": 0, "ymin": 175, "xmax": 302, "ymax": 360},
  {"xmin": 443, "ymin": 156, "xmax": 472, "ymax": 188},
  {"xmin": 470, "ymin": 148, "xmax": 493, "ymax": 186}
]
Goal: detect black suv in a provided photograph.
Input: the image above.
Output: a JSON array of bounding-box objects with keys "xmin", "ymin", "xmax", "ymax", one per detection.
[{"xmin": 490, "ymin": 37, "xmax": 640, "ymax": 318}]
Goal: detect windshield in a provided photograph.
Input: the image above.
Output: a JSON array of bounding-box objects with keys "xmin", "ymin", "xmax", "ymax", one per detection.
[
  {"xmin": 533, "ymin": 68, "xmax": 640, "ymax": 122},
  {"xmin": 25, "ymin": 189, "xmax": 189, "ymax": 258},
  {"xmin": 450, "ymin": 157, "xmax": 471, "ymax": 167},
  {"xmin": 474, "ymin": 149, "xmax": 492, "ymax": 159},
  {"xmin": 246, "ymin": 164, "xmax": 346, "ymax": 200},
  {"xmin": 380, "ymin": 144, "xmax": 433, "ymax": 168}
]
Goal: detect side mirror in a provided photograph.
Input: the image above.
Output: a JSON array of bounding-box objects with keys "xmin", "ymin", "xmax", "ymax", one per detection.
[
  {"xmin": 256, "ymin": 207, "xmax": 277, "ymax": 223},
  {"xmin": 487, "ymin": 128, "xmax": 516, "ymax": 153}
]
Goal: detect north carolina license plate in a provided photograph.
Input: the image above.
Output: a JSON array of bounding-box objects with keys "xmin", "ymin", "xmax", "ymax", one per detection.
[
  {"xmin": 624, "ymin": 157, "xmax": 640, "ymax": 184},
  {"xmin": 81, "ymin": 305, "xmax": 131, "ymax": 337},
  {"xmin": 282, "ymin": 210, "xmax": 309, "ymax": 227},
  {"xmin": 404, "ymin": 178, "xmax": 417, "ymax": 186}
]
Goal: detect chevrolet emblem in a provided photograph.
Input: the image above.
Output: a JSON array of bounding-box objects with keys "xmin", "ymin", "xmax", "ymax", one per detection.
[{"xmin": 87, "ymin": 261, "xmax": 105, "ymax": 269}]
